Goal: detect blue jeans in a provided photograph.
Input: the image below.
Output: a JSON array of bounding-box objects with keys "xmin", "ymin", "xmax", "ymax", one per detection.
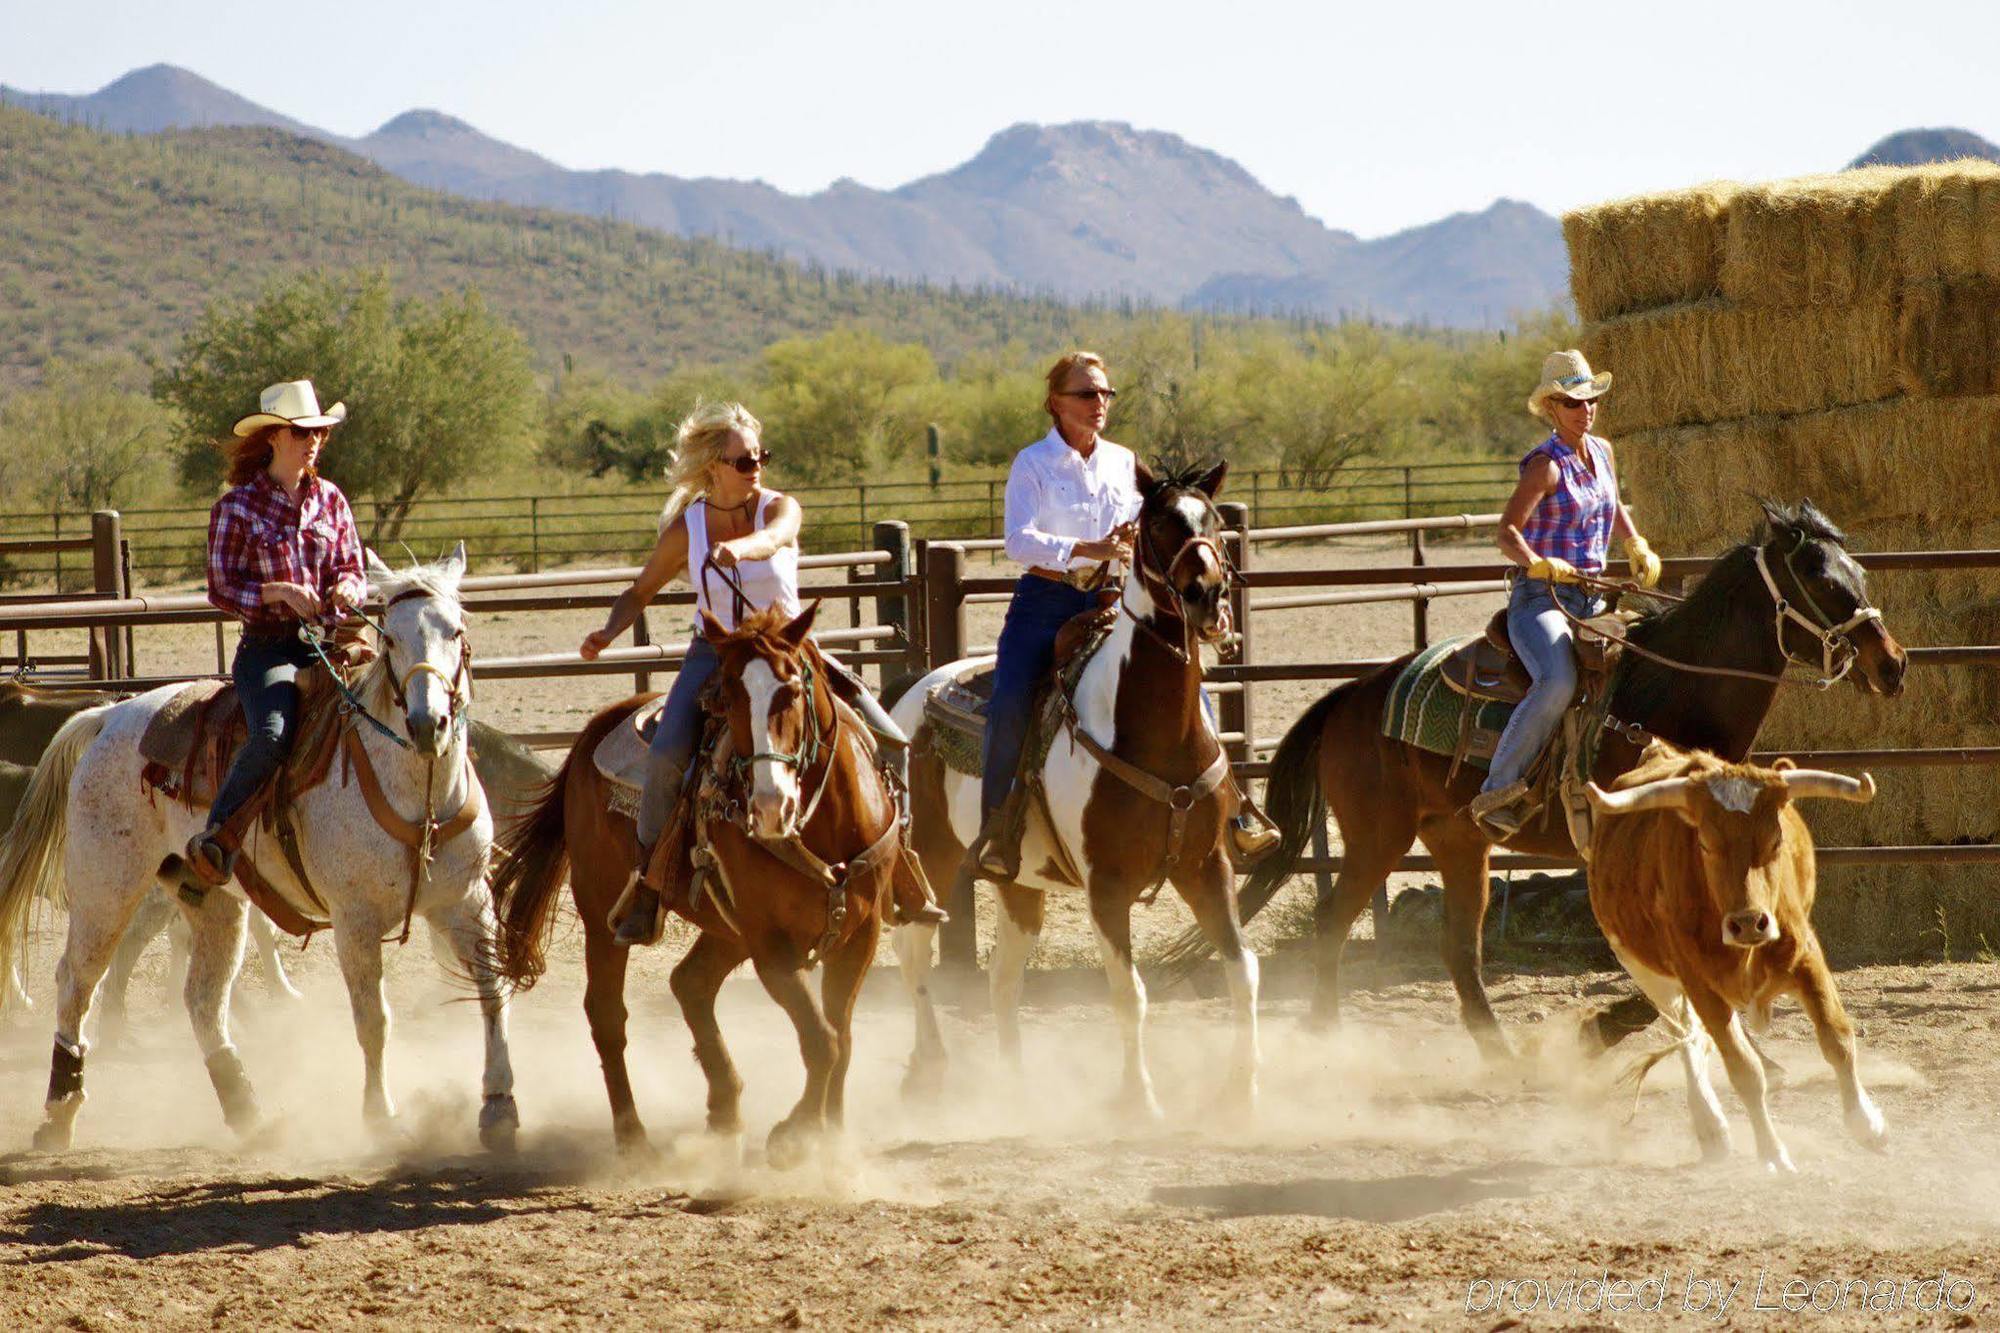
[
  {"xmin": 1482, "ymin": 579, "xmax": 1605, "ymax": 792},
  {"xmin": 981, "ymin": 576, "xmax": 1096, "ymax": 817},
  {"xmin": 207, "ymin": 630, "xmax": 316, "ymax": 832}
]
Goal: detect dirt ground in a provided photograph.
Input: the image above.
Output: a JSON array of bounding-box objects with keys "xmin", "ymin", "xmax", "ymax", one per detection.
[{"xmin": 5, "ymin": 535, "xmax": 1999, "ymax": 1327}]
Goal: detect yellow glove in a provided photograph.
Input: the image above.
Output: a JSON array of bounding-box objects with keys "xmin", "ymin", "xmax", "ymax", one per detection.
[
  {"xmin": 1527, "ymin": 556, "xmax": 1580, "ymax": 585},
  {"xmin": 1623, "ymin": 534, "xmax": 1662, "ymax": 589}
]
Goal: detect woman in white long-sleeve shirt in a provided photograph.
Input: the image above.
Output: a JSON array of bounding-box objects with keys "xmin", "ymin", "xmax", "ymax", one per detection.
[{"xmin": 970, "ymin": 351, "xmax": 1277, "ymax": 881}]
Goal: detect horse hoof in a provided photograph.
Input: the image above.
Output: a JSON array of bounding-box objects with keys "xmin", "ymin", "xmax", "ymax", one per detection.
[
  {"xmin": 478, "ymin": 1094, "xmax": 520, "ymax": 1153},
  {"xmin": 765, "ymin": 1121, "xmax": 813, "ymax": 1172},
  {"xmin": 31, "ymin": 1120, "xmax": 73, "ymax": 1153}
]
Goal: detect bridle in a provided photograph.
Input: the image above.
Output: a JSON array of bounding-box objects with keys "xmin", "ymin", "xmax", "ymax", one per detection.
[
  {"xmin": 378, "ymin": 586, "xmax": 473, "ymax": 741},
  {"xmin": 1752, "ymin": 530, "xmax": 1881, "ymax": 685},
  {"xmin": 1122, "ymin": 494, "xmax": 1235, "ymax": 666}
]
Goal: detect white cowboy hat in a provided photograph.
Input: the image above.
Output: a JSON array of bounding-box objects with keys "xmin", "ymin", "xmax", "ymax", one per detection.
[
  {"xmin": 1527, "ymin": 350, "xmax": 1613, "ymax": 421},
  {"xmin": 231, "ymin": 380, "xmax": 348, "ymax": 437}
]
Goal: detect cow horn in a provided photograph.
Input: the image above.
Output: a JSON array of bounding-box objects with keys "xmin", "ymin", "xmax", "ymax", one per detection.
[
  {"xmin": 1778, "ymin": 769, "xmax": 1877, "ymax": 803},
  {"xmin": 1585, "ymin": 776, "xmax": 1698, "ymax": 816}
]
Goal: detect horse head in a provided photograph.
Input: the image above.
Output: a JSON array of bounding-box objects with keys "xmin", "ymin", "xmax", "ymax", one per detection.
[
  {"xmin": 1756, "ymin": 500, "xmax": 1906, "ymax": 696},
  {"xmin": 703, "ymin": 602, "xmax": 828, "ymax": 841},
  {"xmin": 364, "ymin": 542, "xmax": 473, "ymax": 757},
  {"xmin": 1131, "ymin": 459, "xmax": 1231, "ymax": 644}
]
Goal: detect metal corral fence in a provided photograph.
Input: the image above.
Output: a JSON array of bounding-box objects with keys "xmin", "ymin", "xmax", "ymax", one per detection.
[
  {"xmin": 0, "ymin": 461, "xmax": 1514, "ymax": 590},
  {"xmin": 5, "ymin": 506, "xmax": 1999, "ymax": 976}
]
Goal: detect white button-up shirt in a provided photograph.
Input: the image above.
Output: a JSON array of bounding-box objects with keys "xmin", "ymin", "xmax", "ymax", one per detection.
[{"xmin": 1002, "ymin": 428, "xmax": 1143, "ymax": 570}]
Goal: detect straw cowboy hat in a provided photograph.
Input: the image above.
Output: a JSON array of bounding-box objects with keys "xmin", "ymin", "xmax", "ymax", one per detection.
[
  {"xmin": 232, "ymin": 380, "xmax": 347, "ymax": 437},
  {"xmin": 1527, "ymin": 350, "xmax": 1613, "ymax": 421}
]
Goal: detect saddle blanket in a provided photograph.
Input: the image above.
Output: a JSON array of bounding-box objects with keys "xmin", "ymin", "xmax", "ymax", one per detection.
[
  {"xmin": 138, "ymin": 670, "xmax": 337, "ymax": 807},
  {"xmin": 592, "ymin": 694, "xmax": 668, "ymax": 819},
  {"xmin": 1382, "ymin": 636, "xmax": 1516, "ymax": 770},
  {"xmin": 920, "ymin": 606, "xmax": 1116, "ymax": 779}
]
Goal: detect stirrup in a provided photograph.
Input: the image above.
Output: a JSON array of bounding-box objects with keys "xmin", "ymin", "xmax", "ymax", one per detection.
[
  {"xmin": 183, "ymin": 832, "xmax": 233, "ymax": 889},
  {"xmin": 1466, "ymin": 780, "xmax": 1533, "ymax": 841},
  {"xmin": 1230, "ymin": 812, "xmax": 1282, "ymax": 863},
  {"xmin": 608, "ymin": 870, "xmax": 665, "ymax": 948}
]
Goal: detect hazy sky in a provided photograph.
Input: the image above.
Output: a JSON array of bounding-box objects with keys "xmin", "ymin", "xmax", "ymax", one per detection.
[{"xmin": 4, "ymin": 0, "xmax": 1995, "ymax": 237}]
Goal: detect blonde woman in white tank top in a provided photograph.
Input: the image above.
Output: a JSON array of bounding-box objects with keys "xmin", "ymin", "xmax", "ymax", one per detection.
[{"xmin": 579, "ymin": 401, "xmax": 941, "ymax": 944}]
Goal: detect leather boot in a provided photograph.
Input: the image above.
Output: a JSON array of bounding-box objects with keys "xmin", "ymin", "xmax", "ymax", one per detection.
[
  {"xmin": 610, "ymin": 866, "xmax": 665, "ymax": 948},
  {"xmin": 179, "ymin": 829, "xmax": 235, "ymax": 905},
  {"xmin": 1466, "ymin": 779, "xmax": 1534, "ymax": 842},
  {"xmin": 890, "ymin": 848, "xmax": 949, "ymax": 926},
  {"xmin": 1228, "ymin": 789, "xmax": 1283, "ymax": 863}
]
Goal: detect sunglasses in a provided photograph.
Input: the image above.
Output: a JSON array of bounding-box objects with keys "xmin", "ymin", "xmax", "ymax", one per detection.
[
  {"xmin": 287, "ymin": 424, "xmax": 330, "ymax": 438},
  {"xmin": 1550, "ymin": 395, "xmax": 1595, "ymax": 411},
  {"xmin": 721, "ymin": 450, "xmax": 772, "ymax": 475},
  {"xmin": 1060, "ymin": 388, "xmax": 1118, "ymax": 403}
]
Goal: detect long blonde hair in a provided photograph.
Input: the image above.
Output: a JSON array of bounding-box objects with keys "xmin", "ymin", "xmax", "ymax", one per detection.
[{"xmin": 659, "ymin": 400, "xmax": 763, "ymax": 530}]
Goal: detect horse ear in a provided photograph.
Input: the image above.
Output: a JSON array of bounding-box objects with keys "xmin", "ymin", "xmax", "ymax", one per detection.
[
  {"xmin": 439, "ymin": 541, "xmax": 467, "ymax": 591},
  {"xmin": 1196, "ymin": 460, "xmax": 1228, "ymax": 499},
  {"xmin": 1134, "ymin": 461, "xmax": 1157, "ymax": 496},
  {"xmin": 697, "ymin": 609, "xmax": 729, "ymax": 642},
  {"xmin": 778, "ymin": 600, "xmax": 821, "ymax": 648},
  {"xmin": 365, "ymin": 548, "xmax": 394, "ymax": 583},
  {"xmin": 1758, "ymin": 498, "xmax": 1791, "ymax": 538}
]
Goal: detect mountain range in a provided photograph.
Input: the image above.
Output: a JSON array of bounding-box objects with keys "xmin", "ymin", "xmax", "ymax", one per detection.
[{"xmin": 1, "ymin": 64, "xmax": 1565, "ymax": 327}]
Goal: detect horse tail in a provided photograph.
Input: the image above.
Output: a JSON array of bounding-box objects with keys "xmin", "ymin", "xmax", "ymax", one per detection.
[
  {"xmin": 488, "ymin": 701, "xmax": 630, "ymax": 991},
  {"xmin": 1152, "ymin": 684, "xmax": 1342, "ymax": 985},
  {"xmin": 0, "ymin": 706, "xmax": 111, "ymax": 996}
]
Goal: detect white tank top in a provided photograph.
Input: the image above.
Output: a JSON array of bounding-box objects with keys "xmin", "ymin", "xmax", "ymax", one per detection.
[{"xmin": 686, "ymin": 492, "xmax": 802, "ymax": 634}]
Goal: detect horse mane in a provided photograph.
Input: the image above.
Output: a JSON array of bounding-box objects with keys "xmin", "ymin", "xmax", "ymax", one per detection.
[
  {"xmin": 1139, "ymin": 459, "xmax": 1218, "ymax": 500},
  {"xmin": 1616, "ymin": 500, "xmax": 1846, "ymax": 717}
]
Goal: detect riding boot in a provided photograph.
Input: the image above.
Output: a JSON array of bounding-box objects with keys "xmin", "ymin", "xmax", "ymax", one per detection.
[
  {"xmin": 1466, "ymin": 779, "xmax": 1534, "ymax": 842},
  {"xmin": 876, "ymin": 738, "xmax": 947, "ymax": 925},
  {"xmin": 180, "ymin": 827, "xmax": 236, "ymax": 903},
  {"xmin": 609, "ymin": 855, "xmax": 665, "ymax": 949},
  {"xmin": 1228, "ymin": 784, "xmax": 1283, "ymax": 864}
]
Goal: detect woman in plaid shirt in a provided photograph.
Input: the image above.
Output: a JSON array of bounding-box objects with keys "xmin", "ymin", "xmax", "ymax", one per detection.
[
  {"xmin": 1467, "ymin": 352, "xmax": 1662, "ymax": 840},
  {"xmin": 185, "ymin": 380, "xmax": 366, "ymax": 885}
]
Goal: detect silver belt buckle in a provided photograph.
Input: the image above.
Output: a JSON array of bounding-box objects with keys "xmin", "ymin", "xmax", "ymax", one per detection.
[{"xmin": 1066, "ymin": 565, "xmax": 1099, "ymax": 590}]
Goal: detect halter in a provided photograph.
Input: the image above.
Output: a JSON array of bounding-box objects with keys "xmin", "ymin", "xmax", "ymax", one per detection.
[
  {"xmin": 378, "ymin": 585, "xmax": 473, "ymax": 739},
  {"xmin": 1123, "ymin": 497, "xmax": 1235, "ymax": 666},
  {"xmin": 1752, "ymin": 531, "xmax": 1882, "ymax": 686}
]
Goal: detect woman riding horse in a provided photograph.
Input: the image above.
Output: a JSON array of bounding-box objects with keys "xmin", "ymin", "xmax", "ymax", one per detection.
[
  {"xmin": 185, "ymin": 380, "xmax": 365, "ymax": 887},
  {"xmin": 1465, "ymin": 350, "xmax": 1664, "ymax": 841},
  {"xmin": 581, "ymin": 401, "xmax": 943, "ymax": 945},
  {"xmin": 968, "ymin": 350, "xmax": 1278, "ymax": 882}
]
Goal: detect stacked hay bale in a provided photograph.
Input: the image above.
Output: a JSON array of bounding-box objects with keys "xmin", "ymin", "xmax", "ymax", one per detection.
[{"xmin": 1566, "ymin": 161, "xmax": 2000, "ymax": 960}]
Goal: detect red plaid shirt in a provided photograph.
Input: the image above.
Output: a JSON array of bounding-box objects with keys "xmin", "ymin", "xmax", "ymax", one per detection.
[{"xmin": 206, "ymin": 473, "xmax": 366, "ymax": 630}]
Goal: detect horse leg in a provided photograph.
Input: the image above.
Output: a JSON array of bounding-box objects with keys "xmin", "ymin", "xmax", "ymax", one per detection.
[
  {"xmin": 34, "ymin": 875, "xmax": 149, "ymax": 1151},
  {"xmin": 1416, "ymin": 814, "xmax": 1512, "ymax": 1064},
  {"xmin": 668, "ymin": 929, "xmax": 750, "ymax": 1142},
  {"xmin": 990, "ymin": 884, "xmax": 1044, "ymax": 1071},
  {"xmin": 179, "ymin": 885, "xmax": 262, "ymax": 1138},
  {"xmin": 1089, "ymin": 891, "xmax": 1163, "ymax": 1122},
  {"xmin": 751, "ymin": 944, "xmax": 839, "ymax": 1171},
  {"xmin": 892, "ymin": 921, "xmax": 948, "ymax": 1102},
  {"xmin": 582, "ymin": 921, "xmax": 648, "ymax": 1154},
  {"xmin": 246, "ymin": 908, "xmax": 305, "ymax": 1003},
  {"xmin": 331, "ymin": 908, "xmax": 397, "ymax": 1131},
  {"xmin": 1172, "ymin": 849, "xmax": 1259, "ymax": 1112},
  {"xmin": 425, "ymin": 886, "xmax": 518, "ymax": 1153},
  {"xmin": 1308, "ymin": 808, "xmax": 1418, "ymax": 1031},
  {"xmin": 819, "ymin": 911, "xmax": 880, "ymax": 1137},
  {"xmin": 100, "ymin": 888, "xmax": 175, "ymax": 1046}
]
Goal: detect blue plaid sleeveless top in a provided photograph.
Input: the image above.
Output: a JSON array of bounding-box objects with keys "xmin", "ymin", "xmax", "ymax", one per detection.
[{"xmin": 1518, "ymin": 434, "xmax": 1618, "ymax": 573}]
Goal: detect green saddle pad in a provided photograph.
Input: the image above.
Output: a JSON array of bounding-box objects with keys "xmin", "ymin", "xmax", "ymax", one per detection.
[{"xmin": 1381, "ymin": 637, "xmax": 1516, "ymax": 769}]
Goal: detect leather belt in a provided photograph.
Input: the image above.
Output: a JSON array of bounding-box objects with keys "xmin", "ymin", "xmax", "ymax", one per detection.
[{"xmin": 1028, "ymin": 565, "xmax": 1104, "ymax": 590}]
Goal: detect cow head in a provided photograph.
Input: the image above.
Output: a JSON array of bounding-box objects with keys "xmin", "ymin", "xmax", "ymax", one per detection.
[{"xmin": 1587, "ymin": 762, "xmax": 1876, "ymax": 950}]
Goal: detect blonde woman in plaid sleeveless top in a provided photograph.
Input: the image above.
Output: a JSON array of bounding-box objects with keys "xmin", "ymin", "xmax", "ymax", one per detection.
[{"xmin": 1467, "ymin": 351, "xmax": 1663, "ymax": 840}]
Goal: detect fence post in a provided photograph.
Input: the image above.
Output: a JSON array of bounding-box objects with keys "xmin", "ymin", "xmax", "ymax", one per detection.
[
  {"xmin": 120, "ymin": 537, "xmax": 137, "ymax": 677},
  {"xmin": 1403, "ymin": 466, "xmax": 1414, "ymax": 520},
  {"xmin": 89, "ymin": 510, "xmax": 124, "ymax": 680},
  {"xmin": 1411, "ymin": 524, "xmax": 1429, "ymax": 651},
  {"xmin": 1217, "ymin": 502, "xmax": 1252, "ymax": 770},
  {"xmin": 632, "ymin": 609, "xmax": 652, "ymax": 694},
  {"xmin": 906, "ymin": 538, "xmax": 932, "ymax": 681},
  {"xmin": 985, "ymin": 479, "xmax": 1000, "ymax": 539},
  {"xmin": 529, "ymin": 497, "xmax": 541, "ymax": 574},
  {"xmin": 51, "ymin": 510, "xmax": 62, "ymax": 594},
  {"xmin": 924, "ymin": 542, "xmax": 976, "ymax": 974},
  {"xmin": 872, "ymin": 520, "xmax": 912, "ymax": 687},
  {"xmin": 1251, "ymin": 471, "xmax": 1263, "ymax": 527}
]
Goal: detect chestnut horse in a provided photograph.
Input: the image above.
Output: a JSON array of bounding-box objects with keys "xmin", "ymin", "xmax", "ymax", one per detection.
[
  {"xmin": 492, "ymin": 604, "xmax": 901, "ymax": 1166},
  {"xmin": 1161, "ymin": 501, "xmax": 1907, "ymax": 1061},
  {"xmin": 890, "ymin": 461, "xmax": 1258, "ymax": 1116}
]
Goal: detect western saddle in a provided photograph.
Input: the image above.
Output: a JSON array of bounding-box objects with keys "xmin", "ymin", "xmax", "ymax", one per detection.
[{"xmin": 1440, "ymin": 606, "xmax": 1631, "ymax": 709}]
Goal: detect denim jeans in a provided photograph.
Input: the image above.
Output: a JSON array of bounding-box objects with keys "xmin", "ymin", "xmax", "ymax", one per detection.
[
  {"xmin": 1481, "ymin": 578, "xmax": 1605, "ymax": 792},
  {"xmin": 207, "ymin": 630, "xmax": 317, "ymax": 832},
  {"xmin": 981, "ymin": 576, "xmax": 1097, "ymax": 817}
]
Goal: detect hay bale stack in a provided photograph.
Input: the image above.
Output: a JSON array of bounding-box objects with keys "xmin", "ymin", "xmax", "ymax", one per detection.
[{"xmin": 1567, "ymin": 160, "xmax": 2000, "ymax": 961}]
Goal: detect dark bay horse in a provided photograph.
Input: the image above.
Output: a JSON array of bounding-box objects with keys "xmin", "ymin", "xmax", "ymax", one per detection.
[
  {"xmin": 1172, "ymin": 501, "xmax": 1907, "ymax": 1061},
  {"xmin": 890, "ymin": 461, "xmax": 1259, "ymax": 1115},
  {"xmin": 492, "ymin": 604, "xmax": 901, "ymax": 1166}
]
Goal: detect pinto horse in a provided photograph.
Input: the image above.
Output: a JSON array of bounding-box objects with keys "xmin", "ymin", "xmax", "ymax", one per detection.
[
  {"xmin": 492, "ymin": 604, "xmax": 901, "ymax": 1166},
  {"xmin": 890, "ymin": 461, "xmax": 1259, "ymax": 1116},
  {"xmin": 1161, "ymin": 501, "xmax": 1906, "ymax": 1061}
]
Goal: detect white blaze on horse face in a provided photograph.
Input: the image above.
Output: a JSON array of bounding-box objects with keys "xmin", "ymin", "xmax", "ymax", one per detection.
[
  {"xmin": 741, "ymin": 657, "xmax": 799, "ymax": 837},
  {"xmin": 391, "ymin": 598, "xmax": 461, "ymax": 755}
]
